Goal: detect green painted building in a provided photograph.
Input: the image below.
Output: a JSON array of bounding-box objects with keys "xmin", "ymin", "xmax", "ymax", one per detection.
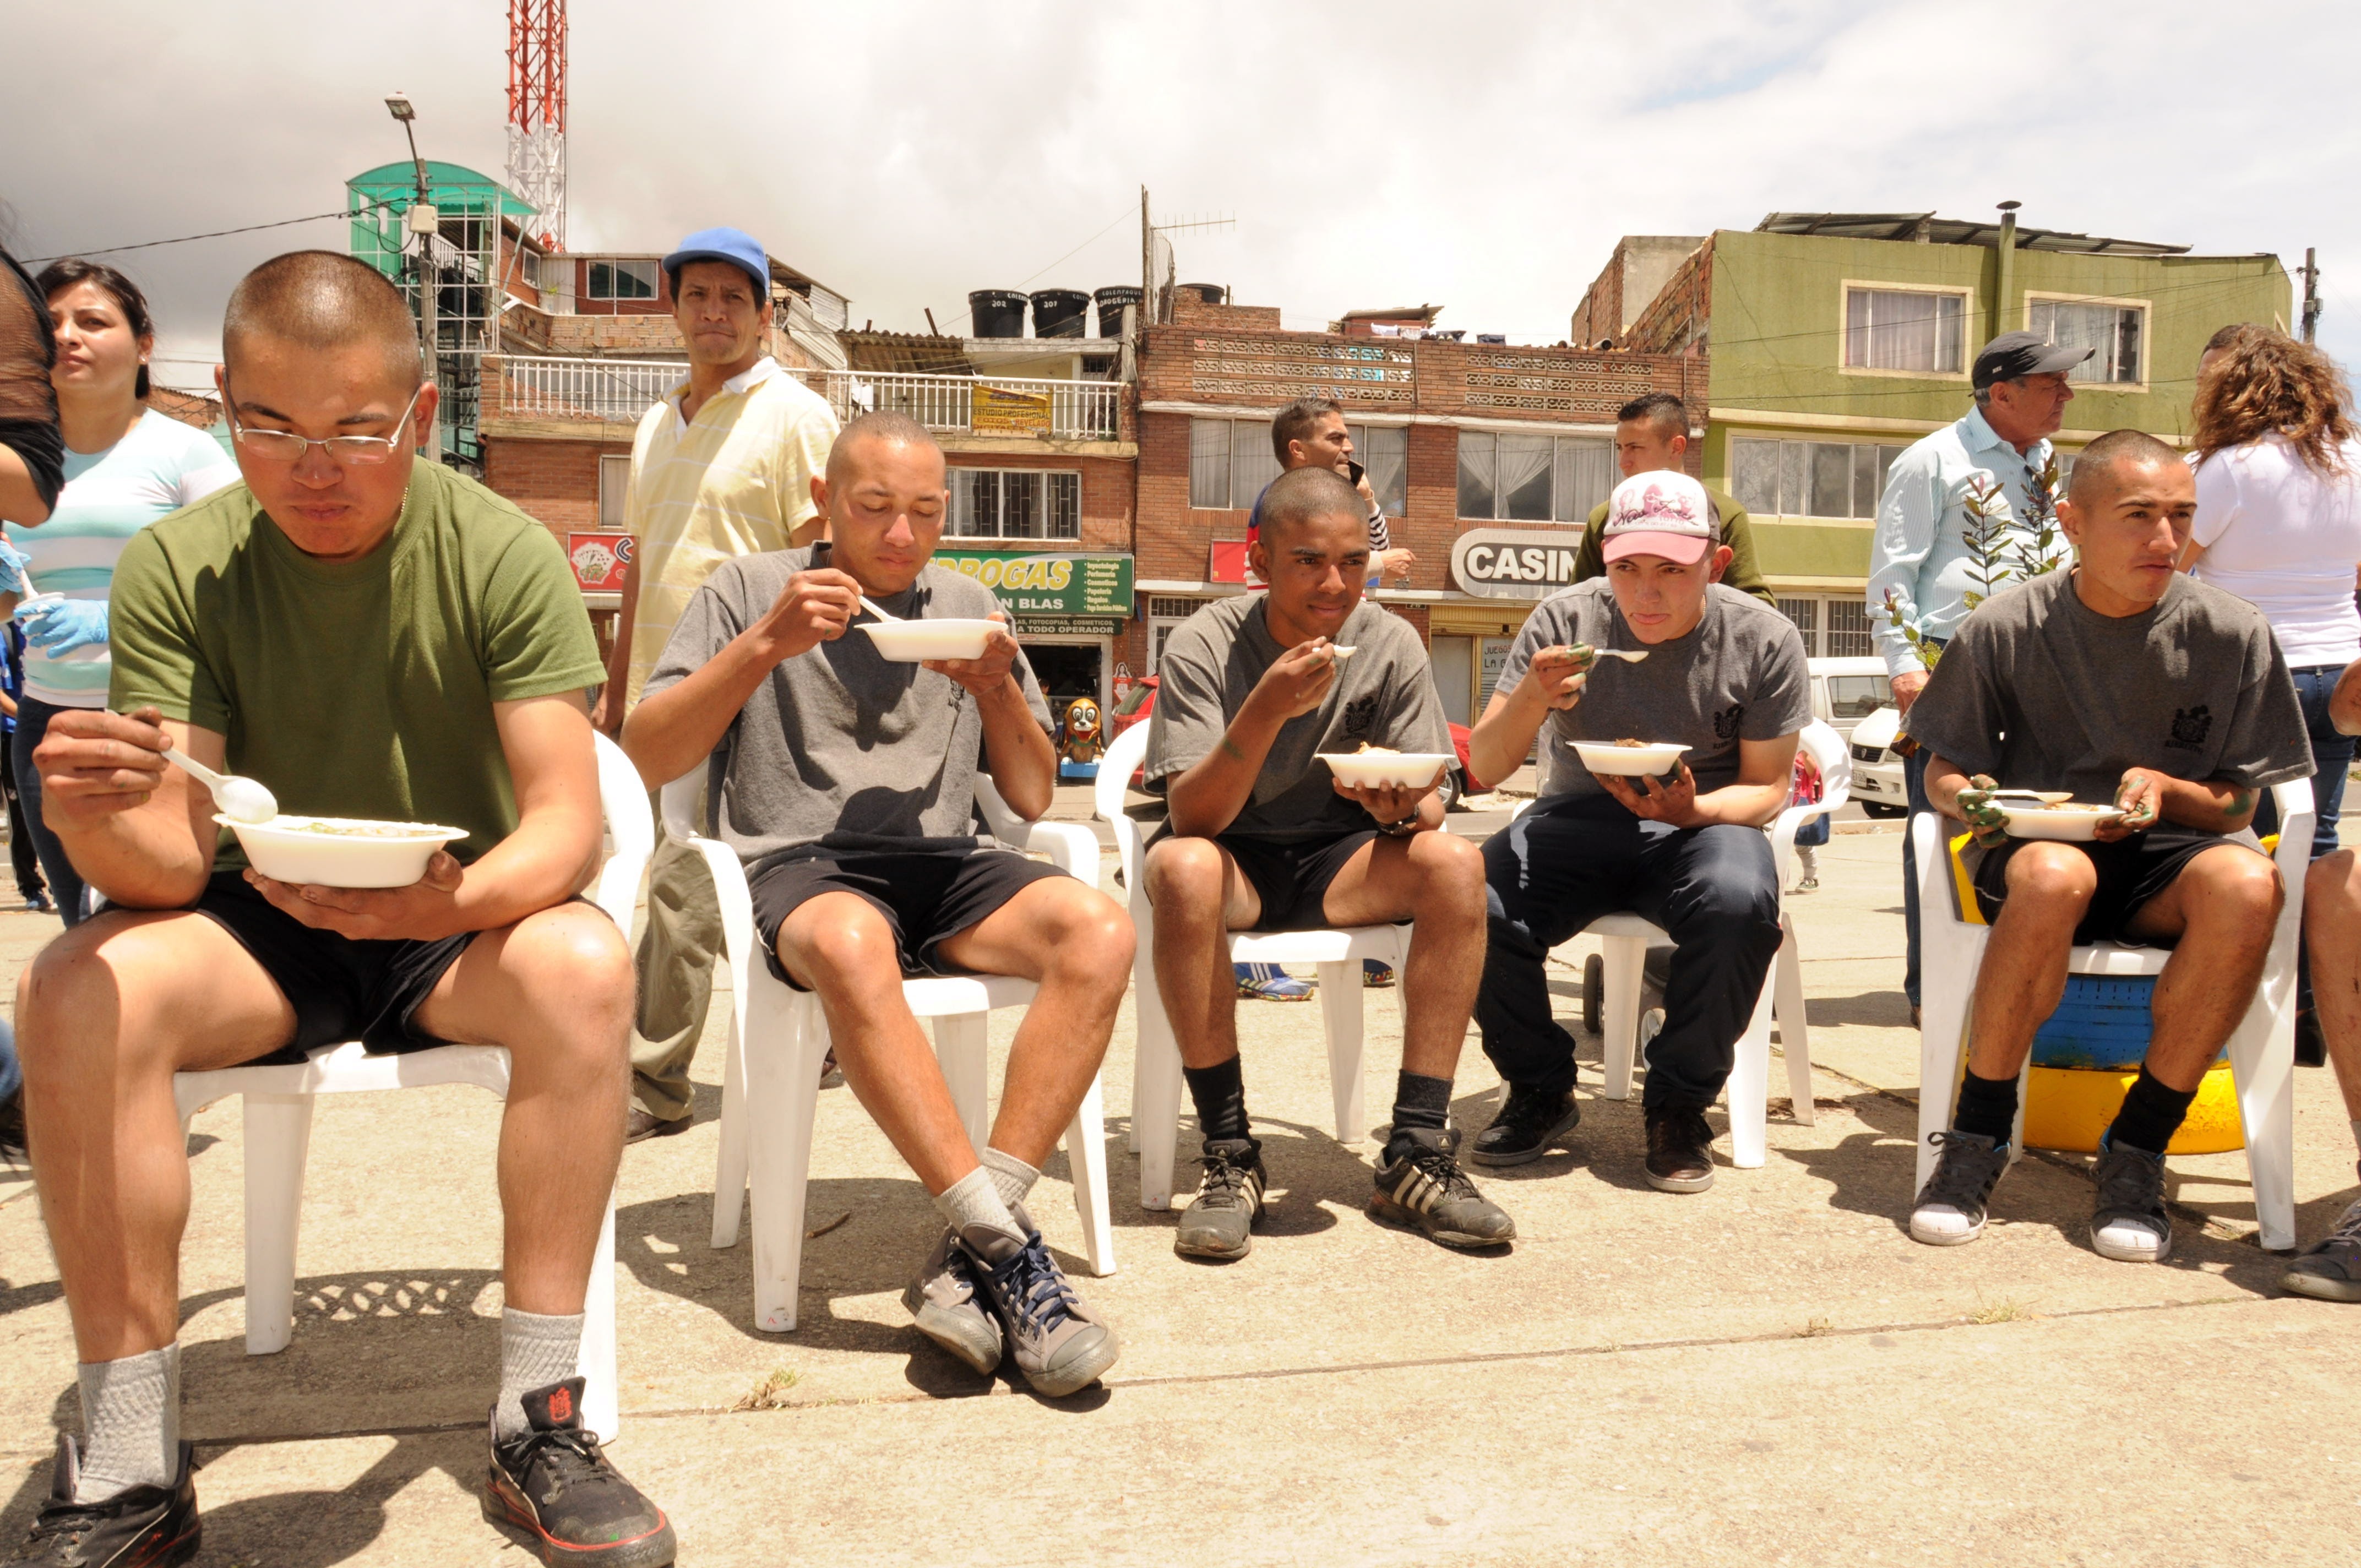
[{"xmin": 1597, "ymin": 212, "xmax": 2293, "ymax": 656}]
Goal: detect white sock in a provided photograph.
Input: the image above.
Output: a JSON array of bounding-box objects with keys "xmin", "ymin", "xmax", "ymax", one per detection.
[
  {"xmin": 75, "ymin": 1344, "xmax": 179, "ymax": 1502},
  {"xmin": 980, "ymin": 1147, "xmax": 1040, "ymax": 1221},
  {"xmin": 934, "ymin": 1166, "xmax": 1024, "ymax": 1249},
  {"xmin": 496, "ymin": 1308, "xmax": 584, "ymax": 1440}
]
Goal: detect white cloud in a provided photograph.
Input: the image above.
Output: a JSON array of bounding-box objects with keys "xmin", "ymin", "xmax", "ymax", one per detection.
[{"xmin": 3, "ymin": 0, "xmax": 2352, "ymax": 390}]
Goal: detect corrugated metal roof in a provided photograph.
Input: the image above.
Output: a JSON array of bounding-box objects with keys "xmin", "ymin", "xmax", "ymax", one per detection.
[{"xmin": 1753, "ymin": 212, "xmax": 2193, "ymax": 257}]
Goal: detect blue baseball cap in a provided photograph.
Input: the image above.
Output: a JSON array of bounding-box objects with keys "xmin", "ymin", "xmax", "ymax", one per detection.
[{"xmin": 662, "ymin": 227, "xmax": 769, "ymax": 297}]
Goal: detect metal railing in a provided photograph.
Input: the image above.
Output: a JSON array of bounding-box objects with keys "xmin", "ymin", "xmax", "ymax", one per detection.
[{"xmin": 489, "ymin": 357, "xmax": 1124, "ymax": 439}]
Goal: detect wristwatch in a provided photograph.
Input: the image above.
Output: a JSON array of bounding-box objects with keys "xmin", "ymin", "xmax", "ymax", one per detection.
[{"xmin": 1378, "ymin": 812, "xmax": 1421, "ymax": 837}]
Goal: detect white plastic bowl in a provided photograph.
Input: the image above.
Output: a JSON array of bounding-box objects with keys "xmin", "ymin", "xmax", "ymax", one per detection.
[
  {"xmin": 1320, "ymin": 751, "xmax": 1453, "ymax": 790},
  {"xmin": 2000, "ymin": 803, "xmax": 2123, "ymax": 842},
  {"xmin": 219, "ymin": 814, "xmax": 469, "ymax": 889},
  {"xmin": 1574, "ymin": 741, "xmax": 1690, "ymax": 777},
  {"xmin": 858, "ymin": 619, "xmax": 999, "ymax": 662}
]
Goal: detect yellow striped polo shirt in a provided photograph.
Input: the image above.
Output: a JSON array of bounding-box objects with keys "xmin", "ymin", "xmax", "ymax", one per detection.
[{"xmin": 622, "ymin": 358, "xmax": 839, "ymax": 706}]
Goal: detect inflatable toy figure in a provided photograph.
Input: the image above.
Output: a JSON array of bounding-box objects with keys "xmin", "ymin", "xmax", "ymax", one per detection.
[{"xmin": 1060, "ymin": 696, "xmax": 1105, "ymax": 767}]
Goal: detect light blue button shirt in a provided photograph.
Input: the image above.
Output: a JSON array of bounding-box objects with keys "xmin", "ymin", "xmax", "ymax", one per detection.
[{"xmin": 1865, "ymin": 406, "xmax": 2067, "ymax": 677}]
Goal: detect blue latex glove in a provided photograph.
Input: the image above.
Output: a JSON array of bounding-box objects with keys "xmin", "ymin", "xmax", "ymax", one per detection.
[
  {"xmin": 18, "ymin": 597, "xmax": 109, "ymax": 656},
  {"xmin": 0, "ymin": 541, "xmax": 29, "ymax": 598}
]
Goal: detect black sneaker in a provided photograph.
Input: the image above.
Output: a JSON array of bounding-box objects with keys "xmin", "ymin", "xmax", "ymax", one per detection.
[
  {"xmin": 1174, "ymin": 1137, "xmax": 1265, "ymax": 1260},
  {"xmin": 12, "ymin": 1436, "xmax": 199, "ymax": 1567},
  {"xmin": 487, "ymin": 1379, "xmax": 677, "ymax": 1567},
  {"xmin": 2088, "ymin": 1136, "xmax": 2172, "ymax": 1264},
  {"xmin": 960, "ymin": 1206, "xmax": 1120, "ymax": 1397},
  {"xmin": 1471, "ymin": 1084, "xmax": 1581, "ymax": 1167},
  {"xmin": 1370, "ymin": 1128, "xmax": 1516, "ymax": 1248},
  {"xmin": 2282, "ymin": 1175, "xmax": 2361, "ymax": 1303},
  {"xmin": 1908, "ymin": 1130, "xmax": 2011, "ymax": 1245},
  {"xmin": 1642, "ymin": 1106, "xmax": 1716, "ymax": 1193},
  {"xmin": 0, "ymin": 1086, "xmax": 24, "ymax": 1161},
  {"xmin": 2294, "ymin": 1008, "xmax": 2326, "ymax": 1068}
]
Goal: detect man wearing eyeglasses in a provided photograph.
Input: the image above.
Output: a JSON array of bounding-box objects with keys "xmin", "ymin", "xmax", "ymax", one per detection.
[{"xmin": 12, "ymin": 252, "xmax": 676, "ymax": 1567}]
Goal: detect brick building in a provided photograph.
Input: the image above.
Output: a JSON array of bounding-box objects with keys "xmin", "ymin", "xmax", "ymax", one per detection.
[{"xmin": 1129, "ymin": 291, "xmax": 1704, "ymax": 725}]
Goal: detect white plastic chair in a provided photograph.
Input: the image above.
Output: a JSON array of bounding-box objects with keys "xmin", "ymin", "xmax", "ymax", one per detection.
[
  {"xmin": 1911, "ymin": 777, "xmax": 2309, "ymax": 1251},
  {"xmin": 675, "ymin": 766, "xmax": 1116, "ymax": 1335},
  {"xmin": 1095, "ymin": 719, "xmax": 1417, "ymax": 1211},
  {"xmin": 171, "ymin": 732, "xmax": 654, "ymax": 1442},
  {"xmin": 1509, "ymin": 719, "xmax": 1848, "ymax": 1166}
]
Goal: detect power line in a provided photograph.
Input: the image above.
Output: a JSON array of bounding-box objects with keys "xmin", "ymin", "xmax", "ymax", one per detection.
[
  {"xmin": 24, "ymin": 200, "xmax": 405, "ymax": 265},
  {"xmin": 920, "ymin": 201, "xmax": 1140, "ymax": 334}
]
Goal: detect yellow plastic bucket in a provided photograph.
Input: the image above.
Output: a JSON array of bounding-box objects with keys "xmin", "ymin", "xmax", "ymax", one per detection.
[{"xmin": 2023, "ymin": 1060, "xmax": 2244, "ymax": 1155}]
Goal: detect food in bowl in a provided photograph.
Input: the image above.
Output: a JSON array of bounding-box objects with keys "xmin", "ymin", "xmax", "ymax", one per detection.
[
  {"xmin": 217, "ymin": 814, "xmax": 469, "ymax": 889},
  {"xmin": 858, "ymin": 618, "xmax": 999, "ymax": 662},
  {"xmin": 1613, "ymin": 738, "xmax": 1647, "ymax": 747},
  {"xmin": 1998, "ymin": 801, "xmax": 2126, "ymax": 843}
]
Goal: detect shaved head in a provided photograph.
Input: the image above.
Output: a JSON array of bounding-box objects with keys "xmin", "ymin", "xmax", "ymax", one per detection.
[
  {"xmin": 826, "ymin": 409, "xmax": 944, "ymax": 486},
  {"xmin": 223, "ymin": 250, "xmax": 422, "ymax": 386},
  {"xmin": 2067, "ymin": 428, "xmax": 2182, "ymax": 508},
  {"xmin": 1259, "ymin": 464, "xmax": 1362, "ymax": 545}
]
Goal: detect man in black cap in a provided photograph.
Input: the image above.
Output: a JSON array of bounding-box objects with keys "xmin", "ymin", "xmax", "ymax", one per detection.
[{"xmin": 1865, "ymin": 329, "xmax": 2092, "ymax": 1023}]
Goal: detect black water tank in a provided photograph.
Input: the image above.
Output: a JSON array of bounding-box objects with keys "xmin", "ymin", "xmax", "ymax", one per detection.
[
  {"xmin": 1092, "ymin": 285, "xmax": 1144, "ymax": 336},
  {"xmin": 1179, "ymin": 282, "xmax": 1226, "ymax": 306},
  {"xmin": 969, "ymin": 290, "xmax": 1028, "ymax": 338},
  {"xmin": 1030, "ymin": 288, "xmax": 1089, "ymax": 338}
]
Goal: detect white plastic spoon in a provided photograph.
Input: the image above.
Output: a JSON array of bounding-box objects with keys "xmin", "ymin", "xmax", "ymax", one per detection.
[
  {"xmin": 164, "ymin": 747, "xmax": 278, "ymax": 823},
  {"xmin": 857, "ymin": 594, "xmax": 899, "ymax": 623},
  {"xmin": 1588, "ymin": 649, "xmax": 1650, "ymax": 663}
]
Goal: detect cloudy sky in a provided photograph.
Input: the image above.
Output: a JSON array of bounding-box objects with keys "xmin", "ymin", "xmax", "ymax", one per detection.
[{"xmin": 5, "ymin": 1, "xmax": 2356, "ymax": 391}]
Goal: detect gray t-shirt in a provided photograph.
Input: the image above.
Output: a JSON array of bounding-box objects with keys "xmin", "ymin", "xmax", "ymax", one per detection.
[
  {"xmin": 1903, "ymin": 568, "xmax": 2311, "ymax": 803},
  {"xmin": 1500, "ymin": 579, "xmax": 1812, "ymax": 801},
  {"xmin": 1145, "ymin": 595, "xmax": 1452, "ymax": 843},
  {"xmin": 644, "ymin": 547, "xmax": 1054, "ymax": 865}
]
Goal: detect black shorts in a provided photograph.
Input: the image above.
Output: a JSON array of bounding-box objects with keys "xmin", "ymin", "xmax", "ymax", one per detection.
[
  {"xmin": 1971, "ymin": 826, "xmax": 2260, "ymax": 946},
  {"xmin": 749, "ymin": 849, "xmax": 1070, "ymax": 989},
  {"xmin": 192, "ymin": 871, "xmax": 478, "ymax": 1064},
  {"xmin": 1218, "ymin": 830, "xmax": 1378, "ymax": 933}
]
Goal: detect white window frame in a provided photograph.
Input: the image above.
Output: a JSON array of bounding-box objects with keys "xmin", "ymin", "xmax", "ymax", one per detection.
[
  {"xmin": 597, "ymin": 453, "xmax": 632, "ymax": 530},
  {"xmin": 1776, "ymin": 593, "xmax": 1878, "ymax": 659},
  {"xmin": 2024, "ymin": 291, "xmax": 2150, "ymax": 391},
  {"xmin": 1144, "ymin": 594, "xmax": 1202, "ymax": 676},
  {"xmin": 1729, "ymin": 435, "xmax": 1909, "ymax": 521},
  {"xmin": 585, "ymin": 258, "xmax": 660, "ymax": 302},
  {"xmin": 1345, "ymin": 421, "xmax": 1407, "ymax": 518},
  {"xmin": 950, "ymin": 467, "xmax": 1082, "ymax": 541},
  {"xmin": 1454, "ymin": 428, "xmax": 1613, "ymax": 522},
  {"xmin": 1838, "ymin": 280, "xmax": 1973, "ymax": 380}
]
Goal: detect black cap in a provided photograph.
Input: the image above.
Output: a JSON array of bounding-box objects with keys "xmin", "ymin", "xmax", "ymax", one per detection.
[{"xmin": 1973, "ymin": 330, "xmax": 2093, "ymax": 390}]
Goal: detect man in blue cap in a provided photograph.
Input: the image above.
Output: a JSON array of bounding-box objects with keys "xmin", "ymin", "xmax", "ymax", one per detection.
[{"xmin": 598, "ymin": 227, "xmax": 842, "ymax": 1140}]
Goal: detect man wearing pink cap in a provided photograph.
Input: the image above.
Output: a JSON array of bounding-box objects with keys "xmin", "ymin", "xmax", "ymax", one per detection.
[{"xmin": 1466, "ymin": 471, "xmax": 1811, "ymax": 1191}]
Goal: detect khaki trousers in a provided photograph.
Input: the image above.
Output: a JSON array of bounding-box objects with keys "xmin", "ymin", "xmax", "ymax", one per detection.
[{"xmin": 630, "ymin": 796, "xmax": 722, "ymax": 1122}]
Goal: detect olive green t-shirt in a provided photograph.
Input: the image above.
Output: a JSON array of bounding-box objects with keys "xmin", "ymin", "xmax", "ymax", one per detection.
[{"xmin": 109, "ymin": 460, "xmax": 605, "ymax": 870}]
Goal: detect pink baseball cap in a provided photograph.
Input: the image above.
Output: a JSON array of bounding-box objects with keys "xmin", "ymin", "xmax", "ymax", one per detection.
[{"xmin": 1600, "ymin": 471, "xmax": 1715, "ymax": 565}]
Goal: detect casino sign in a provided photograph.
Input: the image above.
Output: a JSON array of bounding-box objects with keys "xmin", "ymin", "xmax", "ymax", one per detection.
[{"xmin": 1449, "ymin": 527, "xmax": 1590, "ymax": 601}]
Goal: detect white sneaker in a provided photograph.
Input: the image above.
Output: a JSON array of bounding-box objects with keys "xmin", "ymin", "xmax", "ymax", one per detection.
[
  {"xmin": 1909, "ymin": 1130, "xmax": 2010, "ymax": 1246},
  {"xmin": 2089, "ymin": 1138, "xmax": 2173, "ymax": 1264}
]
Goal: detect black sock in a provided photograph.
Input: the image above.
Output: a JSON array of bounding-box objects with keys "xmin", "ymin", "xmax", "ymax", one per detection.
[
  {"xmin": 1953, "ymin": 1067, "xmax": 2020, "ymax": 1144},
  {"xmin": 1183, "ymin": 1055, "xmax": 1250, "ymax": 1144},
  {"xmin": 2106, "ymin": 1065, "xmax": 2196, "ymax": 1157},
  {"xmin": 1389, "ymin": 1071, "xmax": 1454, "ymax": 1147}
]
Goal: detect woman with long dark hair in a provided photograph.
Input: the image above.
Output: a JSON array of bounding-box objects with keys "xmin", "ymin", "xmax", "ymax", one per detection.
[{"xmin": 0, "ymin": 259, "xmax": 237, "ymax": 923}]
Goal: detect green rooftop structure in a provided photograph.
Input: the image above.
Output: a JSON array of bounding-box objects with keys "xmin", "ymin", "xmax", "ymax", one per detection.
[{"xmin": 346, "ymin": 160, "xmax": 540, "ymax": 473}]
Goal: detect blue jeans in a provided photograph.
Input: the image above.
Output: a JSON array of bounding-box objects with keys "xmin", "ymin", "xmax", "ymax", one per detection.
[
  {"xmin": 2255, "ymin": 663, "xmax": 2352, "ymax": 861},
  {"xmin": 12, "ymin": 695, "xmax": 90, "ymax": 927},
  {"xmin": 1479, "ymin": 794, "xmax": 1783, "ymax": 1109}
]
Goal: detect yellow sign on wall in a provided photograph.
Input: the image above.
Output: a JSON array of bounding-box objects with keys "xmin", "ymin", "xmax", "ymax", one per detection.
[{"xmin": 971, "ymin": 385, "xmax": 1053, "ymax": 436}]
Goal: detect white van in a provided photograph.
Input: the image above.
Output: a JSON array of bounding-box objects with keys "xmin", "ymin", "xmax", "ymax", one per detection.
[{"xmin": 1805, "ymin": 657, "xmax": 1906, "ymax": 816}]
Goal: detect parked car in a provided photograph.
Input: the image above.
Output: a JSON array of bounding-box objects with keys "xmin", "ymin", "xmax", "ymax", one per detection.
[
  {"xmin": 1846, "ymin": 703, "xmax": 1908, "ymax": 817},
  {"xmin": 1803, "ymin": 655, "xmax": 1893, "ymax": 744},
  {"xmin": 1108, "ymin": 675, "xmax": 1488, "ymax": 810}
]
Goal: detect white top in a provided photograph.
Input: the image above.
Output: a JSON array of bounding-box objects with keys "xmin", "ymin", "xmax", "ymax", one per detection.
[
  {"xmin": 2190, "ymin": 433, "xmax": 2361, "ymax": 668},
  {"xmin": 3, "ymin": 409, "xmax": 240, "ymax": 706}
]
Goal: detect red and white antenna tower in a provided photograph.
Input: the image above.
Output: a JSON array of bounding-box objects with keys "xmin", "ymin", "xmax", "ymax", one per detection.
[{"xmin": 505, "ymin": 1, "xmax": 567, "ymax": 252}]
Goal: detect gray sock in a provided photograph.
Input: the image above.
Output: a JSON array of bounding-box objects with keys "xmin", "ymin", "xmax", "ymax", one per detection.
[
  {"xmin": 74, "ymin": 1344, "xmax": 179, "ymax": 1502},
  {"xmin": 934, "ymin": 1166, "xmax": 1024, "ymax": 1250},
  {"xmin": 979, "ymin": 1147, "xmax": 1040, "ymax": 1221},
  {"xmin": 496, "ymin": 1308, "xmax": 584, "ymax": 1441},
  {"xmin": 2351, "ymin": 1118, "xmax": 2361, "ymax": 1158}
]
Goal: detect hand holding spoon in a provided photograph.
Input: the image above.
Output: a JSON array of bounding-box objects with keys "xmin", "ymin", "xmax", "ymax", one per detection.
[{"xmin": 163, "ymin": 747, "xmax": 278, "ymax": 823}]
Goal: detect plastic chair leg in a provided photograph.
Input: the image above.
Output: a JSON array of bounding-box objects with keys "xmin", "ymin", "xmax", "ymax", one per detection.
[
  {"xmin": 1132, "ymin": 941, "xmax": 1186, "ymax": 1211},
  {"xmin": 240, "ymin": 1092, "xmax": 317, "ymax": 1355},
  {"xmin": 1774, "ymin": 919, "xmax": 1815, "ymax": 1126},
  {"xmin": 1914, "ymin": 936, "xmax": 1983, "ymax": 1196},
  {"xmin": 1598, "ymin": 933, "xmax": 1649, "ymax": 1101},
  {"xmin": 579, "ymin": 1199, "xmax": 619, "ymax": 1442},
  {"xmin": 933, "ymin": 1014, "xmax": 993, "ymax": 1156},
  {"xmin": 709, "ymin": 1006, "xmax": 750, "ymax": 1250},
  {"xmin": 2226, "ymin": 995, "xmax": 2298, "ymax": 1251},
  {"xmin": 747, "ymin": 999, "xmax": 827, "ymax": 1332},
  {"xmin": 1315, "ymin": 960, "xmax": 1367, "ymax": 1142},
  {"xmin": 1065, "ymin": 1075, "xmax": 1117, "ymax": 1276},
  {"xmin": 1727, "ymin": 977, "xmax": 1774, "ymax": 1168}
]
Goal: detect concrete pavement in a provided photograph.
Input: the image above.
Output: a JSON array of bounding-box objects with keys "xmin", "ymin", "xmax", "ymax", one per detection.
[{"xmin": 2, "ymin": 825, "xmax": 2357, "ymax": 1564}]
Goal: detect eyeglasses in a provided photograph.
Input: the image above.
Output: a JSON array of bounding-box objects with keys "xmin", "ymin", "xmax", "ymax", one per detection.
[{"xmin": 226, "ymin": 380, "xmax": 426, "ymax": 466}]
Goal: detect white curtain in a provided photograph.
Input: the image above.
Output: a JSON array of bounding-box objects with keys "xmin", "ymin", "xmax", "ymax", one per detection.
[{"xmin": 1498, "ymin": 432, "xmax": 1554, "ymax": 520}]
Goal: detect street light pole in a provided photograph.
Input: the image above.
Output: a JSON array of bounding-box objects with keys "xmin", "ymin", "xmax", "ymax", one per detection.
[{"xmin": 386, "ymin": 94, "xmax": 440, "ymax": 461}]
